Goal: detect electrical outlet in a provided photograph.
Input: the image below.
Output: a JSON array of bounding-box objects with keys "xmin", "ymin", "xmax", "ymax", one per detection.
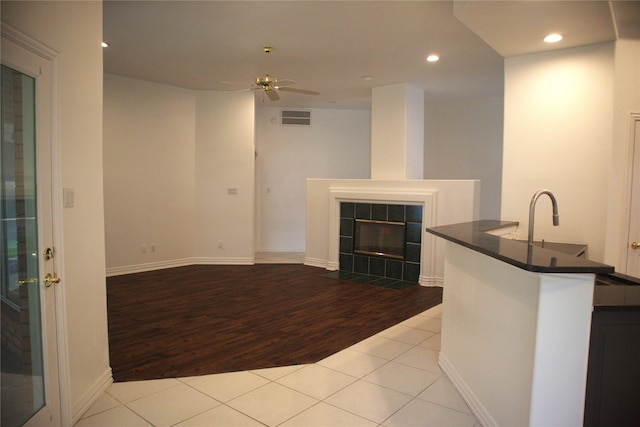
[
  {"xmin": 150, "ymin": 244, "xmax": 156, "ymax": 253},
  {"xmin": 218, "ymin": 240, "xmax": 224, "ymax": 249},
  {"xmin": 141, "ymin": 244, "xmax": 147, "ymax": 254}
]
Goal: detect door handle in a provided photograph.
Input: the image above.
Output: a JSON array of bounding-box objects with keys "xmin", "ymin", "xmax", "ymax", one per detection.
[
  {"xmin": 17, "ymin": 278, "xmax": 38, "ymax": 286},
  {"xmin": 43, "ymin": 273, "xmax": 61, "ymax": 287},
  {"xmin": 631, "ymin": 242, "xmax": 640, "ymax": 250}
]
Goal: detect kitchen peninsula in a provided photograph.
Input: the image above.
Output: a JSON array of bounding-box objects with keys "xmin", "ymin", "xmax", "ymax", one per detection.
[{"xmin": 426, "ymin": 220, "xmax": 614, "ymax": 427}]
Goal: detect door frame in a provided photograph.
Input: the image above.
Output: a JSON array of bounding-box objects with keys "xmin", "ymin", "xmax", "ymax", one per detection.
[
  {"xmin": 1, "ymin": 23, "xmax": 71, "ymax": 426},
  {"xmin": 621, "ymin": 112, "xmax": 640, "ymax": 275}
]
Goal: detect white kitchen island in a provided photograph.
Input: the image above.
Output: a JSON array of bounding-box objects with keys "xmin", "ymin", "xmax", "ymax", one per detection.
[{"xmin": 426, "ymin": 221, "xmax": 614, "ymax": 427}]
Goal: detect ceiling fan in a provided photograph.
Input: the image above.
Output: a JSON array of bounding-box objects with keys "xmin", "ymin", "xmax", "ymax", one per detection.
[{"xmin": 249, "ymin": 46, "xmax": 320, "ymax": 101}]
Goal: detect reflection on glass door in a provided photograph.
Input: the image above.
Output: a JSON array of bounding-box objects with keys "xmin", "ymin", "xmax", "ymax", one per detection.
[{"xmin": 1, "ymin": 64, "xmax": 45, "ymax": 426}]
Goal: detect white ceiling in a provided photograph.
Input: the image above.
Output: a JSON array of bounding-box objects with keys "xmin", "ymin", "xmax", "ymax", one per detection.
[{"xmin": 103, "ymin": 1, "xmax": 640, "ymax": 110}]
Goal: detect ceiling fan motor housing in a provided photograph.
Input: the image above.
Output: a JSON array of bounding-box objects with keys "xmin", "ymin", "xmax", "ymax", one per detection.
[{"xmin": 256, "ymin": 74, "xmax": 277, "ymax": 90}]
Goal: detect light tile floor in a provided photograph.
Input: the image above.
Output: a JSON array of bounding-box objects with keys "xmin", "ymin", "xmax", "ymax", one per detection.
[
  {"xmin": 254, "ymin": 252, "xmax": 305, "ymax": 264},
  {"xmin": 76, "ymin": 304, "xmax": 479, "ymax": 426}
]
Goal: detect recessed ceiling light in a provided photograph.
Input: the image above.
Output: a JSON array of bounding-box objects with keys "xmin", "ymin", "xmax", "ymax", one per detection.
[
  {"xmin": 426, "ymin": 54, "xmax": 439, "ymax": 63},
  {"xmin": 361, "ymin": 75, "xmax": 374, "ymax": 81},
  {"xmin": 101, "ymin": 41, "xmax": 109, "ymax": 48},
  {"xmin": 544, "ymin": 33, "xmax": 563, "ymax": 43}
]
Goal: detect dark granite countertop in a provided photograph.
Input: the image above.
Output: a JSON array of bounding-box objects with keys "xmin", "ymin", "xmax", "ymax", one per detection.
[
  {"xmin": 594, "ymin": 273, "xmax": 640, "ymax": 311},
  {"xmin": 426, "ymin": 220, "xmax": 615, "ymax": 274},
  {"xmin": 514, "ymin": 240, "xmax": 588, "ymax": 257}
]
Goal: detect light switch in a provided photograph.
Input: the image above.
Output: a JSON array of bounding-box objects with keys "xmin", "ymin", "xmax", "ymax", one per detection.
[
  {"xmin": 227, "ymin": 187, "xmax": 238, "ymax": 195},
  {"xmin": 63, "ymin": 188, "xmax": 75, "ymax": 208}
]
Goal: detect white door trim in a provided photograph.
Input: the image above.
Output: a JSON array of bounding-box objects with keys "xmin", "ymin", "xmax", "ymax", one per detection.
[
  {"xmin": 1, "ymin": 22, "xmax": 72, "ymax": 426},
  {"xmin": 622, "ymin": 112, "xmax": 640, "ymax": 275}
]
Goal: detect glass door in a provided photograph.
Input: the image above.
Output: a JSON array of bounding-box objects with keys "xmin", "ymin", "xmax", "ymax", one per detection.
[
  {"xmin": 1, "ymin": 64, "xmax": 47, "ymax": 427},
  {"xmin": 1, "ymin": 27, "xmax": 60, "ymax": 425}
]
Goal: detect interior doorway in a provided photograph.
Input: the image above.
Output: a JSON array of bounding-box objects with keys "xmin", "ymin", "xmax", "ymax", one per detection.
[{"xmin": 625, "ymin": 112, "xmax": 640, "ymax": 278}]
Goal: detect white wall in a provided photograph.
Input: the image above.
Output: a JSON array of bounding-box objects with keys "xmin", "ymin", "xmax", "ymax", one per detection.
[
  {"xmin": 104, "ymin": 93, "xmax": 370, "ymax": 264},
  {"xmin": 103, "ymin": 76, "xmax": 256, "ymax": 271},
  {"xmin": 255, "ymin": 107, "xmax": 370, "ymax": 252},
  {"xmin": 195, "ymin": 91, "xmax": 255, "ymax": 262},
  {"xmin": 103, "ymin": 74, "xmax": 196, "ymax": 272},
  {"xmin": 440, "ymin": 243, "xmax": 595, "ymax": 426},
  {"xmin": 424, "ymin": 97, "xmax": 503, "ymax": 219},
  {"xmin": 2, "ymin": 1, "xmax": 109, "ymax": 422},
  {"xmin": 103, "ymin": 77, "xmax": 502, "ymax": 264},
  {"xmin": 502, "ymin": 43, "xmax": 614, "ymax": 262}
]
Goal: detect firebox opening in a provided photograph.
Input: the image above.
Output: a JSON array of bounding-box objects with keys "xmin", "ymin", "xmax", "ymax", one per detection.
[{"xmin": 353, "ymin": 219, "xmax": 406, "ymax": 260}]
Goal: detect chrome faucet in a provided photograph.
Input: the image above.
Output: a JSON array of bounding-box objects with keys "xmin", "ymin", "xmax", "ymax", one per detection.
[{"xmin": 528, "ymin": 189, "xmax": 559, "ymax": 248}]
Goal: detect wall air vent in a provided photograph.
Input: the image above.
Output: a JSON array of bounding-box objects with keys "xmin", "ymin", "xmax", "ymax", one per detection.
[{"xmin": 281, "ymin": 109, "xmax": 311, "ymax": 126}]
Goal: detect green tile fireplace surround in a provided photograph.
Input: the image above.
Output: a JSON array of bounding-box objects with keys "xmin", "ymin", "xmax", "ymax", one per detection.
[{"xmin": 338, "ymin": 202, "xmax": 422, "ymax": 283}]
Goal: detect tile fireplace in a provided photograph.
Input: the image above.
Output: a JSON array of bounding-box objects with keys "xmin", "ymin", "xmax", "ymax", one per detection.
[{"xmin": 339, "ymin": 202, "xmax": 422, "ymax": 282}]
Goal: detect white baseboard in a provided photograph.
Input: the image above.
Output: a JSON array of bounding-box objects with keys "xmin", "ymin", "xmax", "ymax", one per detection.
[
  {"xmin": 256, "ymin": 245, "xmax": 305, "ymax": 252},
  {"xmin": 439, "ymin": 353, "xmax": 496, "ymax": 427},
  {"xmin": 106, "ymin": 257, "xmax": 254, "ymax": 276},
  {"xmin": 304, "ymin": 257, "xmax": 331, "ymax": 269},
  {"xmin": 419, "ymin": 275, "xmax": 443, "ymax": 287},
  {"xmin": 191, "ymin": 256, "xmax": 254, "ymax": 265},
  {"xmin": 72, "ymin": 367, "xmax": 113, "ymax": 425},
  {"xmin": 107, "ymin": 258, "xmax": 437, "ymax": 286},
  {"xmin": 106, "ymin": 258, "xmax": 198, "ymax": 276}
]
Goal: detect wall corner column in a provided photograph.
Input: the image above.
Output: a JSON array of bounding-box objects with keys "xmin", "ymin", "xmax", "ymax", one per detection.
[{"xmin": 371, "ymin": 84, "xmax": 424, "ymax": 179}]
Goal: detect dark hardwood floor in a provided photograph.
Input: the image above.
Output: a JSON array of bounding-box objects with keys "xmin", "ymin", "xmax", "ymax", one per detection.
[{"xmin": 107, "ymin": 264, "xmax": 442, "ymax": 382}]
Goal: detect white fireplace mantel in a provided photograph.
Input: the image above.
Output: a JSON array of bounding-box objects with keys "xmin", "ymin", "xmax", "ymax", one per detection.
[
  {"xmin": 327, "ymin": 187, "xmax": 437, "ymax": 285},
  {"xmin": 305, "ymin": 179, "xmax": 480, "ymax": 286}
]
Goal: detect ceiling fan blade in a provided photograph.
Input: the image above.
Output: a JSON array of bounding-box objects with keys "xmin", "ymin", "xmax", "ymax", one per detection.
[
  {"xmin": 274, "ymin": 79, "xmax": 296, "ymax": 87},
  {"xmin": 223, "ymin": 87, "xmax": 261, "ymax": 95},
  {"xmin": 266, "ymin": 89, "xmax": 280, "ymax": 101},
  {"xmin": 221, "ymin": 80, "xmax": 247, "ymax": 86},
  {"xmin": 278, "ymin": 86, "xmax": 320, "ymax": 96}
]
